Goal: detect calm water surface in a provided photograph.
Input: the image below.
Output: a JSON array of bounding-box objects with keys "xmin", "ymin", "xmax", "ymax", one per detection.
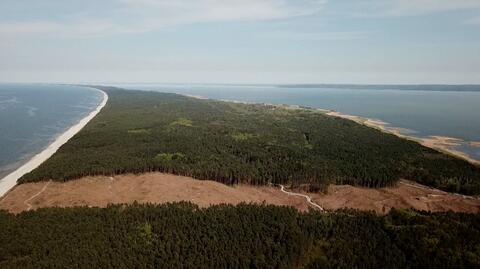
[
  {"xmin": 118, "ymin": 83, "xmax": 480, "ymax": 161},
  {"xmin": 0, "ymin": 84, "xmax": 103, "ymax": 179}
]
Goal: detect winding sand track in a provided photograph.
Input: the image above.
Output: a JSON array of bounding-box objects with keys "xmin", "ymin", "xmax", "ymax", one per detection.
[
  {"xmin": 279, "ymin": 184, "xmax": 324, "ymax": 211},
  {"xmin": 1, "ymin": 90, "xmax": 478, "ymax": 213},
  {"xmin": 1, "ymin": 173, "xmax": 478, "ymax": 214},
  {"xmin": 24, "ymin": 181, "xmax": 51, "ymax": 211},
  {"xmin": 0, "ymin": 88, "xmax": 108, "ymax": 198}
]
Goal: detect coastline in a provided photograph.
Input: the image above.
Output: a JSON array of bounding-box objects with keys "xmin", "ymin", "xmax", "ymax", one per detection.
[
  {"xmin": 326, "ymin": 111, "xmax": 480, "ymax": 166},
  {"xmin": 180, "ymin": 93, "xmax": 479, "ymax": 165},
  {"xmin": 0, "ymin": 87, "xmax": 108, "ymax": 198}
]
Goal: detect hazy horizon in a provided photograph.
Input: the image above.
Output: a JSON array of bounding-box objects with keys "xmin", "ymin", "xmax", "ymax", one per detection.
[
  {"xmin": 1, "ymin": 1, "xmax": 480, "ymax": 84},
  {"xmin": 3, "ymin": 82, "xmax": 480, "ymax": 87}
]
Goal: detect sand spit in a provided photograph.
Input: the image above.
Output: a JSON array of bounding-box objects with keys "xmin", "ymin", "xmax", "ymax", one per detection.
[
  {"xmin": 326, "ymin": 111, "xmax": 480, "ymax": 165},
  {"xmin": 182, "ymin": 93, "xmax": 311, "ymax": 111},
  {"xmin": 183, "ymin": 94, "xmax": 209, "ymax": 100},
  {"xmin": 470, "ymin": 141, "xmax": 480, "ymax": 148},
  {"xmin": 186, "ymin": 93, "xmax": 478, "ymax": 164},
  {"xmin": 1, "ymin": 173, "xmax": 478, "ymax": 214},
  {"xmin": 0, "ymin": 88, "xmax": 108, "ymax": 198},
  {"xmin": 182, "ymin": 94, "xmax": 478, "ymax": 164}
]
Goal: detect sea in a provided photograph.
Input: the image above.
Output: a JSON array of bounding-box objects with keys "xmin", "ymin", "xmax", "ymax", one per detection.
[
  {"xmin": 116, "ymin": 83, "xmax": 480, "ymax": 161},
  {"xmin": 1, "ymin": 83, "xmax": 479, "ymax": 183},
  {"xmin": 0, "ymin": 84, "xmax": 104, "ymax": 179}
]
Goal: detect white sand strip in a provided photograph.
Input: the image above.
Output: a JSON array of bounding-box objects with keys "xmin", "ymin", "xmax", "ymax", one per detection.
[
  {"xmin": 0, "ymin": 88, "xmax": 108, "ymax": 198},
  {"xmin": 326, "ymin": 111, "xmax": 480, "ymax": 165},
  {"xmin": 279, "ymin": 184, "xmax": 324, "ymax": 211}
]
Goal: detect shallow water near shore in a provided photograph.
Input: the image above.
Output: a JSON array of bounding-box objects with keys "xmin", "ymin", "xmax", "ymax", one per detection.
[
  {"xmin": 117, "ymin": 83, "xmax": 480, "ymax": 162},
  {"xmin": 0, "ymin": 84, "xmax": 103, "ymax": 179}
]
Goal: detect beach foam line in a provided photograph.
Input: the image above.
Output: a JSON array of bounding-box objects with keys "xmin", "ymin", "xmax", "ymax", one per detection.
[{"xmin": 0, "ymin": 87, "xmax": 108, "ymax": 198}]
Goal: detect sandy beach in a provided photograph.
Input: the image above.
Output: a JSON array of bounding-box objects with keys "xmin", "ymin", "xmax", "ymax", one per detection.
[
  {"xmin": 0, "ymin": 88, "xmax": 108, "ymax": 198},
  {"xmin": 185, "ymin": 93, "xmax": 479, "ymax": 165},
  {"xmin": 327, "ymin": 111, "xmax": 480, "ymax": 166},
  {"xmin": 471, "ymin": 141, "xmax": 480, "ymax": 147}
]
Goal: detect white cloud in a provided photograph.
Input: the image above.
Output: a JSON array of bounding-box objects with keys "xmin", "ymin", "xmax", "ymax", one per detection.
[
  {"xmin": 387, "ymin": 0, "xmax": 480, "ymax": 16},
  {"xmin": 0, "ymin": 21, "xmax": 60, "ymax": 36},
  {"xmin": 0, "ymin": 20, "xmax": 116, "ymax": 39},
  {"xmin": 0, "ymin": 0, "xmax": 326, "ymax": 38},
  {"xmin": 346, "ymin": 0, "xmax": 480, "ymax": 17}
]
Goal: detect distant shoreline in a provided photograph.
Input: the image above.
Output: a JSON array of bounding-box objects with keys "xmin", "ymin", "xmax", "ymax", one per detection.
[
  {"xmin": 0, "ymin": 87, "xmax": 108, "ymax": 198},
  {"xmin": 1, "ymin": 88, "xmax": 475, "ymax": 199},
  {"xmin": 182, "ymin": 93, "xmax": 479, "ymax": 165},
  {"xmin": 326, "ymin": 111, "xmax": 480, "ymax": 166}
]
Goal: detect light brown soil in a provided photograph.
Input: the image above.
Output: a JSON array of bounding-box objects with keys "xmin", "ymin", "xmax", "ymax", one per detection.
[
  {"xmin": 0, "ymin": 173, "xmax": 309, "ymax": 213},
  {"xmin": 1, "ymin": 173, "xmax": 479, "ymax": 214},
  {"xmin": 311, "ymin": 180, "xmax": 480, "ymax": 213}
]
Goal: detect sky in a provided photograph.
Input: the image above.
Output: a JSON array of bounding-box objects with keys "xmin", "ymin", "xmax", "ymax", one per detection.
[{"xmin": 0, "ymin": 0, "xmax": 479, "ymax": 84}]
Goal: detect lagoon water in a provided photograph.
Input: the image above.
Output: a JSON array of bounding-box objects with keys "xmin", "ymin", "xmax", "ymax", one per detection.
[
  {"xmin": 118, "ymin": 83, "xmax": 480, "ymax": 161},
  {"xmin": 1, "ymin": 83, "xmax": 478, "ymax": 183},
  {"xmin": 0, "ymin": 84, "xmax": 103, "ymax": 179}
]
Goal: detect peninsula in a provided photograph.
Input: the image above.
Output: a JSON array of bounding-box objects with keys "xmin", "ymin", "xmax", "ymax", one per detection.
[{"xmin": 1, "ymin": 86, "xmax": 480, "ymax": 268}]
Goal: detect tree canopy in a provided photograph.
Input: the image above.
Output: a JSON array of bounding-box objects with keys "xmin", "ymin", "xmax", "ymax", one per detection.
[
  {"xmin": 0, "ymin": 203, "xmax": 479, "ymax": 268},
  {"xmin": 19, "ymin": 87, "xmax": 480, "ymax": 194}
]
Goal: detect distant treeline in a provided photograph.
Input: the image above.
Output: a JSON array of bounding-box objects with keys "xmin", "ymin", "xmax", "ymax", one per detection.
[
  {"xmin": 0, "ymin": 203, "xmax": 479, "ymax": 268},
  {"xmin": 19, "ymin": 87, "xmax": 480, "ymax": 194}
]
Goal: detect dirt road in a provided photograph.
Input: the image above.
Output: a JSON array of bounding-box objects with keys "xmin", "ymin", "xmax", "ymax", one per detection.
[{"xmin": 279, "ymin": 184, "xmax": 324, "ymax": 211}]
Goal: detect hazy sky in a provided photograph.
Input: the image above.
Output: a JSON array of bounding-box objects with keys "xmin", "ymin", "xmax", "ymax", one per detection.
[{"xmin": 1, "ymin": 0, "xmax": 480, "ymax": 84}]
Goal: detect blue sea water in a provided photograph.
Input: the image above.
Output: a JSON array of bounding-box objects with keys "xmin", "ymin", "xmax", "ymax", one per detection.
[
  {"xmin": 1, "ymin": 83, "xmax": 477, "ymax": 182},
  {"xmin": 0, "ymin": 84, "xmax": 103, "ymax": 179},
  {"xmin": 117, "ymin": 83, "xmax": 480, "ymax": 161}
]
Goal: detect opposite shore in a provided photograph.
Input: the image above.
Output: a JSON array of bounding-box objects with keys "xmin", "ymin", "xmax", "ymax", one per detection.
[{"xmin": 0, "ymin": 87, "xmax": 108, "ymax": 198}]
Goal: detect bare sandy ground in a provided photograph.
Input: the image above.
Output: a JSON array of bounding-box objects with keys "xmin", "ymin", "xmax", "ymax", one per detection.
[
  {"xmin": 1, "ymin": 172, "xmax": 478, "ymax": 214},
  {"xmin": 312, "ymin": 180, "xmax": 479, "ymax": 213}
]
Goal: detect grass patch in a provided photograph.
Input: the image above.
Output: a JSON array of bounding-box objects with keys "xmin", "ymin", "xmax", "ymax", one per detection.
[
  {"xmin": 19, "ymin": 87, "xmax": 480, "ymax": 195},
  {"xmin": 127, "ymin": 128, "xmax": 150, "ymax": 134},
  {"xmin": 170, "ymin": 118, "xmax": 193, "ymax": 127},
  {"xmin": 231, "ymin": 132, "xmax": 255, "ymax": 141},
  {"xmin": 154, "ymin": 153, "xmax": 185, "ymax": 163}
]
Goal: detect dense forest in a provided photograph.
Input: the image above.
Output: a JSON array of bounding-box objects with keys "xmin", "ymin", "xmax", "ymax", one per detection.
[
  {"xmin": 0, "ymin": 203, "xmax": 479, "ymax": 268},
  {"xmin": 20, "ymin": 87, "xmax": 480, "ymax": 194}
]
